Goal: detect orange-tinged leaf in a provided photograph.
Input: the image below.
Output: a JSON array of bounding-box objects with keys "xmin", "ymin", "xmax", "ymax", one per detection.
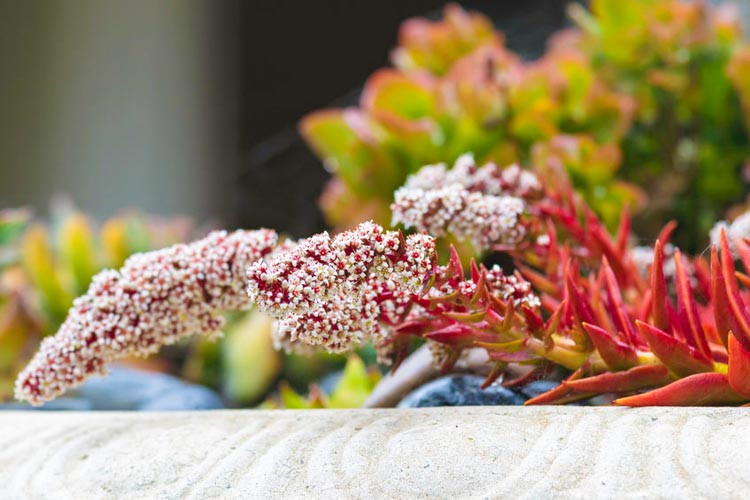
[
  {"xmin": 524, "ymin": 367, "xmax": 594, "ymax": 405},
  {"xmin": 614, "ymin": 373, "xmax": 746, "ymax": 406},
  {"xmin": 564, "ymin": 365, "xmax": 670, "ymax": 393},
  {"xmin": 582, "ymin": 322, "xmax": 638, "ymax": 370},
  {"xmin": 673, "ymin": 250, "xmax": 710, "ymax": 356},
  {"xmin": 650, "ymin": 239, "xmax": 669, "ymax": 332},
  {"xmin": 518, "ymin": 264, "xmax": 559, "ymax": 295},
  {"xmin": 728, "ymin": 333, "xmax": 750, "ymax": 397},
  {"xmin": 712, "ymin": 245, "xmax": 734, "ymax": 348},
  {"xmin": 655, "ymin": 220, "xmax": 678, "ymax": 248},
  {"xmin": 448, "ymin": 245, "xmax": 464, "ymax": 279},
  {"xmin": 601, "ymin": 256, "xmax": 635, "ymax": 344},
  {"xmin": 719, "ymin": 230, "xmax": 750, "ymax": 349},
  {"xmin": 615, "ymin": 205, "xmax": 630, "ymax": 255},
  {"xmin": 636, "ymin": 320, "xmax": 713, "ymax": 377}
]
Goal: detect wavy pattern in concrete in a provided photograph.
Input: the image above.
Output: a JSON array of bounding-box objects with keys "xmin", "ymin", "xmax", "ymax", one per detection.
[{"xmin": 1, "ymin": 407, "xmax": 749, "ymax": 499}]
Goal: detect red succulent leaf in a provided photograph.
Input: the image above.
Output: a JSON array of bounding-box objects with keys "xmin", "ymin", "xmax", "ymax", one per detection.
[
  {"xmin": 564, "ymin": 365, "xmax": 670, "ymax": 393},
  {"xmin": 728, "ymin": 333, "xmax": 750, "ymax": 398},
  {"xmin": 650, "ymin": 239, "xmax": 670, "ymax": 332},
  {"xmin": 565, "ymin": 270, "xmax": 596, "ymax": 327},
  {"xmin": 615, "ymin": 205, "xmax": 630, "ymax": 256},
  {"xmin": 469, "ymin": 259, "xmax": 481, "ymax": 283},
  {"xmin": 673, "ymin": 250, "xmax": 710, "ymax": 356},
  {"xmin": 544, "ymin": 219, "xmax": 560, "ymax": 278},
  {"xmin": 655, "ymin": 220, "xmax": 678, "ymax": 248},
  {"xmin": 448, "ymin": 244, "xmax": 464, "ymax": 279},
  {"xmin": 439, "ymin": 348, "xmax": 463, "ymax": 373},
  {"xmin": 736, "ymin": 271, "xmax": 750, "ymax": 289},
  {"xmin": 480, "ymin": 362, "xmax": 506, "ymax": 389},
  {"xmin": 709, "ymin": 342, "xmax": 729, "ymax": 364},
  {"xmin": 635, "ymin": 320, "xmax": 713, "ymax": 377},
  {"xmin": 524, "ymin": 367, "xmax": 595, "ymax": 405},
  {"xmin": 469, "ymin": 270, "xmax": 487, "ymax": 305},
  {"xmin": 692, "ymin": 256, "xmax": 711, "ymax": 301},
  {"xmin": 443, "ymin": 309, "xmax": 488, "ymax": 323},
  {"xmin": 711, "ymin": 245, "xmax": 733, "ymax": 347},
  {"xmin": 666, "ymin": 300, "xmax": 691, "ymax": 344},
  {"xmin": 614, "ymin": 372, "xmax": 746, "ymax": 406},
  {"xmin": 518, "ymin": 264, "xmax": 559, "ymax": 296},
  {"xmin": 737, "ymin": 238, "xmax": 750, "ymax": 275},
  {"xmin": 719, "ymin": 230, "xmax": 750, "ymax": 350},
  {"xmin": 522, "ymin": 305, "xmax": 545, "ymax": 336},
  {"xmin": 592, "ymin": 225, "xmax": 627, "ymax": 286},
  {"xmin": 582, "ymin": 322, "xmax": 639, "ymax": 370},
  {"xmin": 395, "ymin": 319, "xmax": 438, "ymax": 335},
  {"xmin": 601, "ymin": 256, "xmax": 635, "ymax": 345},
  {"xmin": 544, "ymin": 300, "xmax": 565, "ymax": 344},
  {"xmin": 636, "ymin": 288, "xmax": 652, "ymax": 323},
  {"xmin": 424, "ymin": 323, "xmax": 476, "ymax": 345}
]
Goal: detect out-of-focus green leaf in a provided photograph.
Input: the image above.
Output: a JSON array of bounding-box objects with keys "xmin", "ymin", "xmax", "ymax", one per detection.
[
  {"xmin": 279, "ymin": 382, "xmax": 327, "ymax": 409},
  {"xmin": 59, "ymin": 213, "xmax": 98, "ymax": 296},
  {"xmin": 392, "ymin": 3, "xmax": 498, "ymax": 76},
  {"xmin": 328, "ymin": 355, "xmax": 381, "ymax": 408},
  {"xmin": 300, "ymin": 109, "xmax": 401, "ymax": 198},
  {"xmin": 0, "ymin": 209, "xmax": 31, "ymax": 247},
  {"xmin": 221, "ymin": 310, "xmax": 281, "ymax": 405},
  {"xmin": 21, "ymin": 224, "xmax": 72, "ymax": 325}
]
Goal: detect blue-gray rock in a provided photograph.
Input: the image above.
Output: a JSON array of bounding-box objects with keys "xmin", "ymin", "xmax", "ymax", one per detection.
[
  {"xmin": 398, "ymin": 375, "xmax": 526, "ymax": 408},
  {"xmin": 1, "ymin": 366, "xmax": 224, "ymax": 411},
  {"xmin": 513, "ymin": 380, "xmax": 561, "ymax": 400}
]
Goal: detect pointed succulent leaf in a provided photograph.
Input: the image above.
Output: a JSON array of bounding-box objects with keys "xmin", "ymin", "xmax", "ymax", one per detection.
[
  {"xmin": 524, "ymin": 367, "xmax": 595, "ymax": 405},
  {"xmin": 719, "ymin": 230, "xmax": 750, "ymax": 350},
  {"xmin": 614, "ymin": 373, "xmax": 746, "ymax": 406},
  {"xmin": 673, "ymin": 250, "xmax": 710, "ymax": 356},
  {"xmin": 635, "ymin": 320, "xmax": 714, "ymax": 377},
  {"xmin": 710, "ymin": 245, "xmax": 733, "ymax": 348},
  {"xmin": 728, "ymin": 333, "xmax": 750, "ymax": 398},
  {"xmin": 601, "ymin": 256, "xmax": 635, "ymax": 344},
  {"xmin": 564, "ymin": 365, "xmax": 670, "ymax": 393},
  {"xmin": 650, "ymin": 239, "xmax": 669, "ymax": 332},
  {"xmin": 582, "ymin": 322, "xmax": 638, "ymax": 370}
]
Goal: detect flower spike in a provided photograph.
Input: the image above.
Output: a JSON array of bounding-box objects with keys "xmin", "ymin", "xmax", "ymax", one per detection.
[{"xmin": 16, "ymin": 229, "xmax": 278, "ymax": 405}]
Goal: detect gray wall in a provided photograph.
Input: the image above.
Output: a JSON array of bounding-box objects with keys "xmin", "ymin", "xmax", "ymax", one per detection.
[{"xmin": 0, "ymin": 0, "xmax": 236, "ymax": 221}]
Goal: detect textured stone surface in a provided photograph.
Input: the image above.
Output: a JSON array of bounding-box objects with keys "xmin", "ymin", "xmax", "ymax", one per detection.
[{"xmin": 1, "ymin": 407, "xmax": 749, "ymax": 498}]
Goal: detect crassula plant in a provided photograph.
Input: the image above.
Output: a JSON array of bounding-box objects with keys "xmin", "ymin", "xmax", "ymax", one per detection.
[
  {"xmin": 302, "ymin": 0, "xmax": 750, "ymax": 250},
  {"xmin": 14, "ymin": 155, "xmax": 750, "ymax": 407}
]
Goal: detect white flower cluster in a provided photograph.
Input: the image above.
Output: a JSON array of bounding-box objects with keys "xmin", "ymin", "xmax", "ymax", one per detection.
[
  {"xmin": 16, "ymin": 229, "xmax": 278, "ymax": 406},
  {"xmin": 403, "ymin": 153, "xmax": 541, "ymax": 198},
  {"xmin": 391, "ymin": 154, "xmax": 537, "ymax": 252},
  {"xmin": 392, "ymin": 185, "xmax": 527, "ymax": 252},
  {"xmin": 248, "ymin": 222, "xmax": 436, "ymax": 353}
]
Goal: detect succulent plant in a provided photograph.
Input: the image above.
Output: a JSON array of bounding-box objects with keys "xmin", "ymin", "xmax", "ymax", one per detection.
[{"xmin": 18, "ymin": 154, "xmax": 750, "ymax": 407}]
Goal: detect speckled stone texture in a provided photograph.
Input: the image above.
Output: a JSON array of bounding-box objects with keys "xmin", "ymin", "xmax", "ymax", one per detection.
[{"xmin": 1, "ymin": 407, "xmax": 749, "ymax": 499}]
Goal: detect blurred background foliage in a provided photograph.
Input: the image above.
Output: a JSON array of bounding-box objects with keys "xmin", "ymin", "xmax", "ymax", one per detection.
[{"xmin": 302, "ymin": 0, "xmax": 750, "ymax": 250}]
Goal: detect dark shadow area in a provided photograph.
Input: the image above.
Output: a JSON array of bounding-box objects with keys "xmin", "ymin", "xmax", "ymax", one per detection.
[{"xmin": 234, "ymin": 0, "xmax": 573, "ymax": 236}]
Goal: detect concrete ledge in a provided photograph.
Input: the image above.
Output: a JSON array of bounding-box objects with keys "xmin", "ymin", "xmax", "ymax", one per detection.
[{"xmin": 1, "ymin": 407, "xmax": 749, "ymax": 499}]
